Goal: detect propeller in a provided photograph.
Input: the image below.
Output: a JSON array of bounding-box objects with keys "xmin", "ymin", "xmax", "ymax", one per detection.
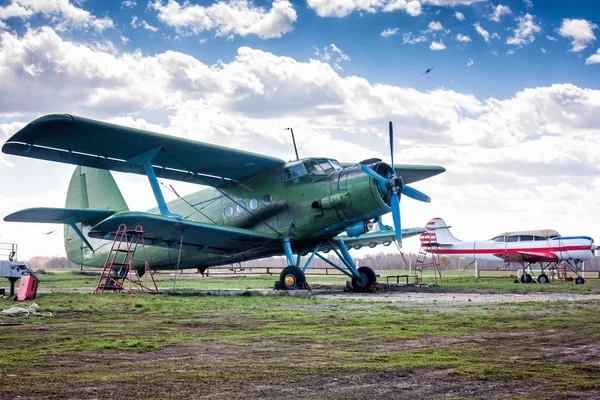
[{"xmin": 359, "ymin": 121, "xmax": 431, "ymax": 245}]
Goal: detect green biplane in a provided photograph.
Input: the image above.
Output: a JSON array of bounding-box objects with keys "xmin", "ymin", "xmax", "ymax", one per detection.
[{"xmin": 2, "ymin": 115, "xmax": 444, "ymax": 291}]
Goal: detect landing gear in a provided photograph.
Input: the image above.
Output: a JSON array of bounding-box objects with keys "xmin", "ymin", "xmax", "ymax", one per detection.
[
  {"xmin": 351, "ymin": 266, "xmax": 377, "ymax": 292},
  {"xmin": 279, "ymin": 266, "xmax": 306, "ymax": 290},
  {"xmin": 278, "ymin": 237, "xmax": 379, "ymax": 292},
  {"xmin": 537, "ymin": 274, "xmax": 549, "ymax": 284},
  {"xmin": 520, "ymin": 273, "xmax": 533, "ymax": 284},
  {"xmin": 575, "ymin": 276, "xmax": 585, "ymax": 285}
]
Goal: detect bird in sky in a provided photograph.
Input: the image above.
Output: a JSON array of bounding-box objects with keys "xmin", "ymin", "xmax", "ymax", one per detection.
[{"xmin": 421, "ymin": 67, "xmax": 435, "ymax": 75}]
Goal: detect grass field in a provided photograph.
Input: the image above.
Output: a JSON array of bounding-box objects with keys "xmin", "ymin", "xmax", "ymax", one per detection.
[{"xmin": 1, "ymin": 270, "xmax": 600, "ymax": 399}]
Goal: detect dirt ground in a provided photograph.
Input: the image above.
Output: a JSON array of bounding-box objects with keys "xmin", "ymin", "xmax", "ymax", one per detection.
[{"xmin": 2, "ymin": 284, "xmax": 600, "ymax": 399}]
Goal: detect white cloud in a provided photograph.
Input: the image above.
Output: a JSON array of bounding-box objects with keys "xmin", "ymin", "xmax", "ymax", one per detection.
[
  {"xmin": 540, "ymin": 47, "xmax": 546, "ymax": 54},
  {"xmin": 523, "ymin": 0, "xmax": 533, "ymax": 8},
  {"xmin": 474, "ymin": 23, "xmax": 490, "ymax": 43},
  {"xmin": 402, "ymin": 32, "xmax": 426, "ymax": 44},
  {"xmin": 306, "ymin": 0, "xmax": 487, "ymax": 18},
  {"xmin": 428, "ymin": 21, "xmax": 443, "ymax": 31},
  {"xmin": 314, "ymin": 43, "xmax": 350, "ymax": 70},
  {"xmin": 131, "ymin": 15, "xmax": 138, "ymax": 28},
  {"xmin": 466, "ymin": 58, "xmax": 473, "ymax": 66},
  {"xmin": 586, "ymin": 49, "xmax": 600, "ymax": 65},
  {"xmin": 150, "ymin": 0, "xmax": 297, "ymax": 39},
  {"xmin": 456, "ymin": 33, "xmax": 471, "ymax": 42},
  {"xmin": 0, "ymin": 0, "xmax": 114, "ymax": 32},
  {"xmin": 490, "ymin": 5, "xmax": 511, "ymax": 23},
  {"xmin": 121, "ymin": 1, "xmax": 137, "ymax": 7},
  {"xmin": 381, "ymin": 27, "xmax": 399, "ymax": 37},
  {"xmin": 455, "ymin": 11, "xmax": 465, "ymax": 21},
  {"xmin": 558, "ymin": 19, "xmax": 597, "ymax": 52},
  {"xmin": 546, "ymin": 35, "xmax": 557, "ymax": 41},
  {"xmin": 430, "ymin": 40, "xmax": 446, "ymax": 50},
  {"xmin": 142, "ymin": 20, "xmax": 159, "ymax": 32},
  {"xmin": 506, "ymin": 13, "xmax": 541, "ymax": 46},
  {"xmin": 120, "ymin": 35, "xmax": 130, "ymax": 44}
]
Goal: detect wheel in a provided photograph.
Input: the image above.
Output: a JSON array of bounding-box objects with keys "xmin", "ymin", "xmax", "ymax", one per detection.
[
  {"xmin": 575, "ymin": 276, "xmax": 585, "ymax": 285},
  {"xmin": 520, "ymin": 273, "xmax": 533, "ymax": 284},
  {"xmin": 352, "ymin": 266, "xmax": 377, "ymax": 292},
  {"xmin": 538, "ymin": 274, "xmax": 549, "ymax": 284},
  {"xmin": 279, "ymin": 266, "xmax": 306, "ymax": 290}
]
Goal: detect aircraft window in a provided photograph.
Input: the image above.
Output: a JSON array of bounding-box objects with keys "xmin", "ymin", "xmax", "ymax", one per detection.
[
  {"xmin": 507, "ymin": 236, "xmax": 518, "ymax": 242},
  {"xmin": 317, "ymin": 160, "xmax": 334, "ymax": 173},
  {"xmin": 329, "ymin": 160, "xmax": 342, "ymax": 170},
  {"xmin": 249, "ymin": 198, "xmax": 258, "ymax": 210},
  {"xmin": 519, "ymin": 235, "xmax": 533, "ymax": 241},
  {"xmin": 236, "ymin": 202, "xmax": 245, "ymax": 214},
  {"xmin": 283, "ymin": 164, "xmax": 306, "ymax": 181},
  {"xmin": 533, "ymin": 236, "xmax": 546, "ymax": 241},
  {"xmin": 492, "ymin": 236, "xmax": 505, "ymax": 242},
  {"xmin": 263, "ymin": 194, "xmax": 272, "ymax": 206},
  {"xmin": 304, "ymin": 160, "xmax": 326, "ymax": 175},
  {"xmin": 224, "ymin": 206, "xmax": 233, "ymax": 217}
]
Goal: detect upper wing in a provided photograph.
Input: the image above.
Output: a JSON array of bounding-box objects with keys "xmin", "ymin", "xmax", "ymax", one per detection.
[
  {"xmin": 341, "ymin": 162, "xmax": 445, "ymax": 184},
  {"xmin": 2, "ymin": 114, "xmax": 285, "ymax": 187},
  {"xmin": 88, "ymin": 211, "xmax": 279, "ymax": 255},
  {"xmin": 493, "ymin": 251, "xmax": 558, "ymax": 263},
  {"xmin": 393, "ymin": 165, "xmax": 445, "ymax": 184},
  {"xmin": 340, "ymin": 227, "xmax": 425, "ymax": 250}
]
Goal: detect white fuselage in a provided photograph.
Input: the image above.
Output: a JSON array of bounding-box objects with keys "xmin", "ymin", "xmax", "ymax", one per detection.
[{"xmin": 423, "ymin": 236, "xmax": 595, "ymax": 262}]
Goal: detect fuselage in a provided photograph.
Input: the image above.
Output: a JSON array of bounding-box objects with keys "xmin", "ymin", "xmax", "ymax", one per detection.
[
  {"xmin": 71, "ymin": 159, "xmax": 392, "ymax": 270},
  {"xmin": 423, "ymin": 235, "xmax": 595, "ymax": 262}
]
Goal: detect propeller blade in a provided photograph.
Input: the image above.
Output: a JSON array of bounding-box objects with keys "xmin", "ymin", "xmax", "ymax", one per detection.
[
  {"xmin": 389, "ymin": 121, "xmax": 394, "ymax": 170},
  {"xmin": 390, "ymin": 192, "xmax": 402, "ymax": 245},
  {"xmin": 359, "ymin": 163, "xmax": 390, "ymax": 184},
  {"xmin": 401, "ymin": 185, "xmax": 431, "ymax": 203}
]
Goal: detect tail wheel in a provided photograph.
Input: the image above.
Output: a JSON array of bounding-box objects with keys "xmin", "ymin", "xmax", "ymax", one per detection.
[
  {"xmin": 538, "ymin": 274, "xmax": 549, "ymax": 284},
  {"xmin": 279, "ymin": 266, "xmax": 306, "ymax": 290},
  {"xmin": 575, "ymin": 276, "xmax": 585, "ymax": 285},
  {"xmin": 520, "ymin": 273, "xmax": 533, "ymax": 284},
  {"xmin": 352, "ymin": 266, "xmax": 377, "ymax": 292}
]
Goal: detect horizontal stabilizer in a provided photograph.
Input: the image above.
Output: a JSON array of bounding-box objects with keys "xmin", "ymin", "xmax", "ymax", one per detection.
[
  {"xmin": 4, "ymin": 207, "xmax": 116, "ymax": 224},
  {"xmin": 89, "ymin": 211, "xmax": 279, "ymax": 255}
]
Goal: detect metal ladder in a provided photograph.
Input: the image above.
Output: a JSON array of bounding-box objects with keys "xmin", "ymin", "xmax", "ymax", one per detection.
[{"xmin": 93, "ymin": 224, "xmax": 158, "ymax": 294}]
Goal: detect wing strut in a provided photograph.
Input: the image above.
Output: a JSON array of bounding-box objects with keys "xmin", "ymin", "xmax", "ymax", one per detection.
[{"xmin": 127, "ymin": 147, "xmax": 182, "ymax": 219}]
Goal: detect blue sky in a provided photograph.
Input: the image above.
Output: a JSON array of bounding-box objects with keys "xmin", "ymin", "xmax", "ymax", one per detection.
[
  {"xmin": 7, "ymin": 0, "xmax": 596, "ymax": 100},
  {"xmin": 0, "ymin": 0, "xmax": 600, "ymax": 258}
]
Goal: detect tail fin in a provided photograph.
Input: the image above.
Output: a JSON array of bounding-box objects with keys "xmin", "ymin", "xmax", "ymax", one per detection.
[
  {"xmin": 420, "ymin": 217, "xmax": 461, "ymax": 246},
  {"xmin": 64, "ymin": 166, "xmax": 128, "ymax": 263}
]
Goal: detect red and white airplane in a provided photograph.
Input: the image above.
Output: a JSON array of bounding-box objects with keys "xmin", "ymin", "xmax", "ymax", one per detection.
[{"xmin": 420, "ymin": 218, "xmax": 597, "ymax": 284}]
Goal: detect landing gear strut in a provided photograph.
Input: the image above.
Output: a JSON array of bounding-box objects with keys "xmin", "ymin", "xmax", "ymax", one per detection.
[{"xmin": 277, "ymin": 237, "xmax": 379, "ymax": 292}]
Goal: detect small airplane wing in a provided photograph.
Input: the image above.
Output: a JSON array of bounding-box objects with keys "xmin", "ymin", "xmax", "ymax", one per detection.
[
  {"xmin": 339, "ymin": 227, "xmax": 425, "ymax": 250},
  {"xmin": 4, "ymin": 207, "xmax": 116, "ymax": 224},
  {"xmin": 493, "ymin": 251, "xmax": 559, "ymax": 263},
  {"xmin": 341, "ymin": 163, "xmax": 445, "ymax": 184},
  {"xmin": 88, "ymin": 211, "xmax": 279, "ymax": 255},
  {"xmin": 2, "ymin": 114, "xmax": 285, "ymax": 187},
  {"xmin": 394, "ymin": 165, "xmax": 445, "ymax": 184}
]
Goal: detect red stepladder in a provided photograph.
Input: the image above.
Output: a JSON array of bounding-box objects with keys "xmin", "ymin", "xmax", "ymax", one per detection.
[{"xmin": 93, "ymin": 224, "xmax": 159, "ymax": 294}]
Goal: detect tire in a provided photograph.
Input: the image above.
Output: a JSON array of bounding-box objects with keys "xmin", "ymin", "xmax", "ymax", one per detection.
[
  {"xmin": 575, "ymin": 276, "xmax": 585, "ymax": 285},
  {"xmin": 538, "ymin": 274, "xmax": 549, "ymax": 284},
  {"xmin": 520, "ymin": 273, "xmax": 533, "ymax": 284},
  {"xmin": 279, "ymin": 266, "xmax": 306, "ymax": 290},
  {"xmin": 352, "ymin": 266, "xmax": 377, "ymax": 292}
]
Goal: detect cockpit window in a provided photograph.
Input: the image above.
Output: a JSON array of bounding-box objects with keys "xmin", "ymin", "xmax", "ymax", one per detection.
[
  {"xmin": 304, "ymin": 160, "xmax": 326, "ymax": 175},
  {"xmin": 492, "ymin": 236, "xmax": 505, "ymax": 242},
  {"xmin": 283, "ymin": 164, "xmax": 307, "ymax": 181},
  {"xmin": 317, "ymin": 160, "xmax": 334, "ymax": 173},
  {"xmin": 329, "ymin": 160, "xmax": 342, "ymax": 170},
  {"xmin": 519, "ymin": 235, "xmax": 533, "ymax": 241}
]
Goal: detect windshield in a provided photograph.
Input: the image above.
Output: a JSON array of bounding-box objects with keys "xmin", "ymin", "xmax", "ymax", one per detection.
[{"xmin": 304, "ymin": 159, "xmax": 342, "ymax": 175}]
